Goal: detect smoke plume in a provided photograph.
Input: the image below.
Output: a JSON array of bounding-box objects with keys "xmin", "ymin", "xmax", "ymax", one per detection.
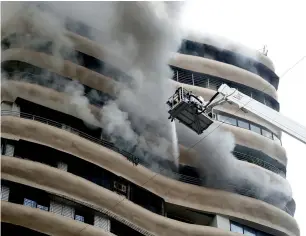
[
  {"xmin": 1, "ymin": 1, "xmax": 184, "ymax": 168},
  {"xmin": 177, "ymin": 121, "xmax": 292, "ymax": 209}
]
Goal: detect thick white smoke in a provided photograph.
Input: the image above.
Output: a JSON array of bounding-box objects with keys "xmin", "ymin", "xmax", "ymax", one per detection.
[
  {"xmin": 1, "ymin": 1, "xmax": 184, "ymax": 167},
  {"xmin": 177, "ymin": 122, "xmax": 292, "ymax": 209}
]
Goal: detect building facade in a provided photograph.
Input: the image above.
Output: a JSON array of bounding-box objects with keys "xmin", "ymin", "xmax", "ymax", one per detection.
[{"xmin": 1, "ymin": 3, "xmax": 300, "ymax": 236}]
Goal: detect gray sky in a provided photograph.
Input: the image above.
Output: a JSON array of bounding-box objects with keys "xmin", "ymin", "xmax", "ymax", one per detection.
[{"xmin": 182, "ymin": 0, "xmax": 306, "ymax": 234}]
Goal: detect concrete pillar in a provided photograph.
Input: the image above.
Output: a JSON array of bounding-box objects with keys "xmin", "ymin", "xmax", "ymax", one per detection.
[{"xmin": 210, "ymin": 215, "xmax": 230, "ymax": 231}]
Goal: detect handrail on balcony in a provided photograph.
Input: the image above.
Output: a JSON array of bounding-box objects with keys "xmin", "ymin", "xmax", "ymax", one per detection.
[{"xmin": 1, "ymin": 110, "xmax": 293, "ymax": 216}]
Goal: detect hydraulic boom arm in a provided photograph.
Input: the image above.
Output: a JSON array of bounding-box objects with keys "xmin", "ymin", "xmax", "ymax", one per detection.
[
  {"xmin": 214, "ymin": 84, "xmax": 306, "ymax": 144},
  {"xmin": 166, "ymin": 84, "xmax": 306, "ymax": 145}
]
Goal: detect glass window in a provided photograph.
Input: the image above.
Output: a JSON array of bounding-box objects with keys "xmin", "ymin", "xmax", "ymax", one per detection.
[
  {"xmin": 231, "ymin": 222, "xmax": 243, "ymax": 233},
  {"xmin": 24, "ymin": 198, "xmax": 37, "ymax": 208},
  {"xmin": 238, "ymin": 119, "xmax": 250, "ymax": 129},
  {"xmin": 262, "ymin": 129, "xmax": 273, "ymax": 139},
  {"xmin": 250, "ymin": 124, "xmax": 261, "ymax": 134},
  {"xmin": 218, "ymin": 114, "xmax": 237, "ymax": 126},
  {"xmin": 244, "ymin": 227, "xmax": 256, "ymax": 236},
  {"xmin": 75, "ymin": 215, "xmax": 85, "ymax": 222}
]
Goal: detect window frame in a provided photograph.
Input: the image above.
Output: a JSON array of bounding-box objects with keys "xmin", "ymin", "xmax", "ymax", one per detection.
[
  {"xmin": 250, "ymin": 124, "xmax": 262, "ymax": 135},
  {"xmin": 262, "ymin": 129, "xmax": 273, "ymax": 140},
  {"xmin": 237, "ymin": 119, "xmax": 250, "ymax": 130},
  {"xmin": 217, "ymin": 114, "xmax": 237, "ymax": 126}
]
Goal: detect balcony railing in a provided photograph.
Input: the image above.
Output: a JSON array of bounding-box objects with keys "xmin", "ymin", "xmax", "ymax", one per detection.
[
  {"xmin": 233, "ymin": 151, "xmax": 285, "ymax": 176},
  {"xmin": 171, "ymin": 66, "xmax": 279, "ymax": 111},
  {"xmin": 1, "ymin": 110, "xmax": 293, "ymax": 216}
]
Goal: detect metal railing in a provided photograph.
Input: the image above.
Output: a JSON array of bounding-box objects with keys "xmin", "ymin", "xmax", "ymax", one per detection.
[
  {"xmin": 1, "ymin": 110, "xmax": 293, "ymax": 216},
  {"xmin": 233, "ymin": 151, "xmax": 285, "ymax": 176},
  {"xmin": 1, "ymin": 110, "xmax": 139, "ymax": 165},
  {"xmin": 171, "ymin": 66, "xmax": 279, "ymax": 111}
]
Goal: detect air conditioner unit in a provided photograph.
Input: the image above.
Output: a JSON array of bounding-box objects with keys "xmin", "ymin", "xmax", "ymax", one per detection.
[{"xmin": 113, "ymin": 181, "xmax": 127, "ymax": 193}]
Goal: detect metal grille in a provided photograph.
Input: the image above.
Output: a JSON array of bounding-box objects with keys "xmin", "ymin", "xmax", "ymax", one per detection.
[
  {"xmin": 94, "ymin": 215, "xmax": 111, "ymax": 231},
  {"xmin": 4, "ymin": 144, "xmax": 15, "ymax": 157},
  {"xmin": 62, "ymin": 205, "xmax": 75, "ymax": 219},
  {"xmin": 57, "ymin": 162, "xmax": 68, "ymax": 171},
  {"xmin": 75, "ymin": 215, "xmax": 85, "ymax": 222},
  {"xmin": 1, "ymin": 186, "xmax": 10, "ymax": 201},
  {"xmin": 37, "ymin": 204, "xmax": 49, "ymax": 211},
  {"xmin": 50, "ymin": 201, "xmax": 63, "ymax": 215},
  {"xmin": 24, "ymin": 198, "xmax": 37, "ymax": 208}
]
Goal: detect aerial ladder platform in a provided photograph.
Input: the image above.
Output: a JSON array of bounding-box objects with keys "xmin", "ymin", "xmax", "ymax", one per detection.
[{"xmin": 167, "ymin": 84, "xmax": 306, "ymax": 145}]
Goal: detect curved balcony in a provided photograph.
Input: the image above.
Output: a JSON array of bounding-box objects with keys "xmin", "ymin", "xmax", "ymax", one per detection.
[
  {"xmin": 170, "ymin": 65, "xmax": 279, "ymax": 111},
  {"xmin": 1, "ymin": 110, "xmax": 293, "ymax": 216},
  {"xmin": 178, "ymin": 39, "xmax": 279, "ymax": 89}
]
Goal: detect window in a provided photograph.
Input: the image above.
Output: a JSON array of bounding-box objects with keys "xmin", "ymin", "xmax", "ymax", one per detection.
[
  {"xmin": 24, "ymin": 198, "xmax": 37, "ymax": 208},
  {"xmin": 1, "ymin": 186, "xmax": 10, "ymax": 201},
  {"xmin": 50, "ymin": 201, "xmax": 63, "ymax": 215},
  {"xmin": 217, "ymin": 114, "xmax": 237, "ymax": 126},
  {"xmin": 94, "ymin": 214, "xmax": 110, "ymax": 231},
  {"xmin": 230, "ymin": 222, "xmax": 243, "ymax": 233},
  {"xmin": 62, "ymin": 205, "xmax": 75, "ymax": 218},
  {"xmin": 4, "ymin": 144, "xmax": 14, "ymax": 156},
  {"xmin": 244, "ymin": 227, "xmax": 256, "ymax": 236},
  {"xmin": 57, "ymin": 162, "xmax": 68, "ymax": 171},
  {"xmin": 230, "ymin": 221, "xmax": 272, "ymax": 236},
  {"xmin": 250, "ymin": 124, "xmax": 261, "ymax": 134},
  {"xmin": 237, "ymin": 119, "xmax": 250, "ymax": 129},
  {"xmin": 262, "ymin": 129, "xmax": 273, "ymax": 139},
  {"xmin": 113, "ymin": 181, "xmax": 127, "ymax": 195},
  {"xmin": 37, "ymin": 204, "xmax": 49, "ymax": 211},
  {"xmin": 75, "ymin": 215, "xmax": 85, "ymax": 222}
]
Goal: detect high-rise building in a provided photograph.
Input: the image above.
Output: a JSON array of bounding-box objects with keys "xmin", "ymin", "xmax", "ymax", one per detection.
[{"xmin": 1, "ymin": 2, "xmax": 300, "ymax": 236}]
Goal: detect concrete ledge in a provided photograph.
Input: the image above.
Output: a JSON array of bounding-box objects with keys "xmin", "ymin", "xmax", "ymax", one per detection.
[
  {"xmin": 1, "ymin": 201, "xmax": 114, "ymax": 236},
  {"xmin": 1, "ymin": 117, "xmax": 299, "ymax": 236}
]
